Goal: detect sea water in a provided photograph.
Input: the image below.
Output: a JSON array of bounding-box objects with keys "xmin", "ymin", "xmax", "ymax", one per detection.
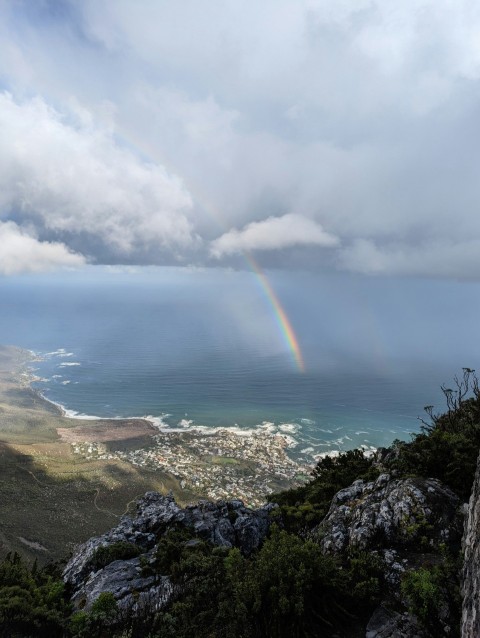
[{"xmin": 0, "ymin": 267, "xmax": 477, "ymax": 463}]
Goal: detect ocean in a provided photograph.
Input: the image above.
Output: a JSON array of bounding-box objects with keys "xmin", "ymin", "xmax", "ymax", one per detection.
[{"xmin": 1, "ymin": 266, "xmax": 477, "ymax": 464}]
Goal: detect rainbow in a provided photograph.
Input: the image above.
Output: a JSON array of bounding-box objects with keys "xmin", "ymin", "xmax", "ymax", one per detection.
[
  {"xmin": 113, "ymin": 127, "xmax": 306, "ymax": 373},
  {"xmin": 246, "ymin": 254, "xmax": 305, "ymax": 373}
]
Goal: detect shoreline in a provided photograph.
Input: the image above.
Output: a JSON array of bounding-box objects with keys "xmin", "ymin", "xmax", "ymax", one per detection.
[
  {"xmin": 22, "ymin": 347, "xmax": 162, "ymax": 429},
  {"xmin": 25, "ymin": 349, "xmax": 307, "ymax": 450},
  {"xmin": 4, "ymin": 346, "xmax": 314, "ymax": 507},
  {"xmin": 33, "ymin": 383, "xmax": 304, "ymax": 450},
  {"xmin": 15, "ymin": 346, "xmax": 378, "ymax": 467}
]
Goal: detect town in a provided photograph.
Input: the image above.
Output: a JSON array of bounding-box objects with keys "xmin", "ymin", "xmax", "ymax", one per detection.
[{"xmin": 71, "ymin": 427, "xmax": 312, "ymax": 507}]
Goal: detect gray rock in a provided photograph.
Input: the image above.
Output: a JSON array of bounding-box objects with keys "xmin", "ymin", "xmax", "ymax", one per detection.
[
  {"xmin": 64, "ymin": 492, "xmax": 277, "ymax": 610},
  {"xmin": 72, "ymin": 555, "xmax": 172, "ymax": 612},
  {"xmin": 233, "ymin": 508, "xmax": 272, "ymax": 555},
  {"xmin": 380, "ymin": 549, "xmax": 408, "ymax": 587},
  {"xmin": 366, "ymin": 605, "xmax": 427, "ymax": 638},
  {"xmin": 462, "ymin": 452, "xmax": 480, "ymax": 637},
  {"xmin": 63, "ymin": 491, "xmax": 181, "ymax": 590},
  {"xmin": 316, "ymin": 475, "xmax": 461, "ymax": 554}
]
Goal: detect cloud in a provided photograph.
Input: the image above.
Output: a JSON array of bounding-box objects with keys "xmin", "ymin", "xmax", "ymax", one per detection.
[
  {"xmin": 0, "ymin": 221, "xmax": 85, "ymax": 275},
  {"xmin": 338, "ymin": 238, "xmax": 480, "ymax": 278},
  {"xmin": 210, "ymin": 214, "xmax": 339, "ymax": 258},
  {"xmin": 0, "ymin": 92, "xmax": 195, "ymax": 260},
  {"xmin": 1, "ymin": 3, "xmax": 480, "ymax": 276}
]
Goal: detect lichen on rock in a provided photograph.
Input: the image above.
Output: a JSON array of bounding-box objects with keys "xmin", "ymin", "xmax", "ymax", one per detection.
[{"xmin": 314, "ymin": 474, "xmax": 462, "ymax": 555}]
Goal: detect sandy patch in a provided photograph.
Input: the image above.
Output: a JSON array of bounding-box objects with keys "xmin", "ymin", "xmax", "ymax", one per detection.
[{"xmin": 57, "ymin": 419, "xmax": 156, "ymax": 443}]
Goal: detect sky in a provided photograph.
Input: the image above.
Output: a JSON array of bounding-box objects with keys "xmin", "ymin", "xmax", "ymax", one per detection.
[{"xmin": 1, "ymin": 0, "xmax": 480, "ymax": 278}]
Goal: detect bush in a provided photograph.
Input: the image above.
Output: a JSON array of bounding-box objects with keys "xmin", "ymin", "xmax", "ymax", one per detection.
[
  {"xmin": 401, "ymin": 555, "xmax": 461, "ymax": 635},
  {"xmin": 70, "ymin": 592, "xmax": 119, "ymax": 637},
  {"xmin": 0, "ymin": 552, "xmax": 69, "ymax": 637},
  {"xmin": 391, "ymin": 370, "xmax": 480, "ymax": 500},
  {"xmin": 401, "ymin": 568, "xmax": 439, "ymax": 624},
  {"xmin": 90, "ymin": 542, "xmax": 141, "ymax": 571}
]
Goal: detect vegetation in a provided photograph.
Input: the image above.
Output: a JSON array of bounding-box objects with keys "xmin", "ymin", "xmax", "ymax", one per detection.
[
  {"xmin": 401, "ymin": 554, "xmax": 462, "ymax": 634},
  {"xmin": 392, "ymin": 368, "xmax": 480, "ymax": 499},
  {"xmin": 0, "ymin": 553, "xmax": 69, "ymax": 637},
  {"xmin": 89, "ymin": 542, "xmax": 141, "ymax": 571},
  {"xmin": 1, "ymin": 369, "xmax": 479, "ymax": 636},
  {"xmin": 0, "ymin": 531, "xmax": 383, "ymax": 637},
  {"xmin": 70, "ymin": 592, "xmax": 119, "ymax": 638}
]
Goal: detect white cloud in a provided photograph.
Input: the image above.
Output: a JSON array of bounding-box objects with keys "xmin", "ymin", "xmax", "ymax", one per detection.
[
  {"xmin": 0, "ymin": 92, "xmax": 195, "ymax": 257},
  {"xmin": 210, "ymin": 214, "xmax": 339, "ymax": 257},
  {"xmin": 0, "ymin": 221, "xmax": 85, "ymax": 275}
]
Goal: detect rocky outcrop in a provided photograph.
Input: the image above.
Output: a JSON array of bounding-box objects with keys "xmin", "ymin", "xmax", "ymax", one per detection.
[
  {"xmin": 63, "ymin": 492, "xmax": 276, "ymax": 611},
  {"xmin": 316, "ymin": 473, "xmax": 462, "ymax": 554},
  {"xmin": 462, "ymin": 454, "xmax": 480, "ymax": 637},
  {"xmin": 312, "ymin": 473, "xmax": 464, "ymax": 638},
  {"xmin": 63, "ymin": 470, "xmax": 469, "ymax": 633},
  {"xmin": 365, "ymin": 605, "xmax": 427, "ymax": 638},
  {"xmin": 72, "ymin": 555, "xmax": 172, "ymax": 612}
]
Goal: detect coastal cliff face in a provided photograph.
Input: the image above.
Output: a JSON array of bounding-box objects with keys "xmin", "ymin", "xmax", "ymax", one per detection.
[{"xmin": 462, "ymin": 453, "xmax": 480, "ymax": 637}]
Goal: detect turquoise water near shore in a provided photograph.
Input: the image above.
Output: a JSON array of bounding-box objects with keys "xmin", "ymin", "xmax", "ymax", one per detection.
[{"xmin": 1, "ymin": 268, "xmax": 476, "ymax": 463}]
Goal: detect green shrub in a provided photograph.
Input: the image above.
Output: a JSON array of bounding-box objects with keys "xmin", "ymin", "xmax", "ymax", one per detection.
[
  {"xmin": 0, "ymin": 552, "xmax": 69, "ymax": 637},
  {"xmin": 90, "ymin": 542, "xmax": 141, "ymax": 570},
  {"xmin": 401, "ymin": 568, "xmax": 439, "ymax": 624},
  {"xmin": 401, "ymin": 558, "xmax": 461, "ymax": 634},
  {"xmin": 70, "ymin": 592, "xmax": 119, "ymax": 637},
  {"xmin": 391, "ymin": 369, "xmax": 480, "ymax": 500}
]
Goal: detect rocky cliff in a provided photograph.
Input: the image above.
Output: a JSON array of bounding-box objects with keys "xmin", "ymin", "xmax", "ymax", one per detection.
[{"xmin": 462, "ymin": 453, "xmax": 480, "ymax": 637}]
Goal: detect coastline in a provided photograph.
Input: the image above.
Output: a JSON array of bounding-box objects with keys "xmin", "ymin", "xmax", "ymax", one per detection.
[
  {"xmin": 22, "ymin": 344, "xmax": 402, "ymax": 463},
  {"xmin": 20, "ymin": 347, "xmax": 161, "ymax": 436},
  {"xmin": 25, "ymin": 349, "xmax": 310, "ymax": 454},
  {"xmin": 21, "ymin": 346, "xmax": 380, "ymax": 476},
  {"xmin": 0, "ymin": 344, "xmax": 200, "ymax": 564},
  {"xmin": 2, "ymin": 344, "xmax": 313, "ymax": 509},
  {"xmin": 17, "ymin": 346, "xmax": 380, "ymax": 463},
  {"xmin": 31, "ymin": 368, "xmax": 304, "ymax": 455}
]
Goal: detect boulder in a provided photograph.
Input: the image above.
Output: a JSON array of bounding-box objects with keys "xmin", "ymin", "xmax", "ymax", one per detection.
[
  {"xmin": 365, "ymin": 605, "xmax": 426, "ymax": 638},
  {"xmin": 315, "ymin": 474, "xmax": 462, "ymax": 554},
  {"xmin": 71, "ymin": 555, "xmax": 172, "ymax": 612}
]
